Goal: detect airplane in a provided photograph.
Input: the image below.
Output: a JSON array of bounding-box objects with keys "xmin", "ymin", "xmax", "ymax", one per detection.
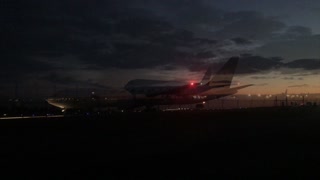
[
  {"xmin": 46, "ymin": 92, "xmax": 249, "ymax": 113},
  {"xmin": 124, "ymin": 57, "xmax": 251, "ymax": 97},
  {"xmin": 46, "ymin": 57, "xmax": 253, "ymax": 111}
]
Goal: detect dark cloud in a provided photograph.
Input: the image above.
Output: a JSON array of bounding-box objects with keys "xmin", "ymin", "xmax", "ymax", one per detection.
[
  {"xmin": 282, "ymin": 26, "xmax": 312, "ymax": 39},
  {"xmin": 1, "ymin": 1, "xmax": 296, "ymax": 72},
  {"xmin": 151, "ymin": 2, "xmax": 287, "ymax": 41},
  {"xmin": 1, "ymin": 0, "xmax": 320, "ymax": 97},
  {"xmin": 187, "ymin": 55, "xmax": 320, "ymax": 75},
  {"xmin": 285, "ymin": 59, "xmax": 320, "ymax": 70},
  {"xmin": 0, "ymin": 55, "xmax": 55, "ymax": 83},
  {"xmin": 200, "ymin": 56, "xmax": 320, "ymax": 76},
  {"xmin": 237, "ymin": 56, "xmax": 319, "ymax": 75},
  {"xmin": 215, "ymin": 11, "xmax": 286, "ymax": 40},
  {"xmin": 236, "ymin": 56, "xmax": 283, "ymax": 74},
  {"xmin": 161, "ymin": 65, "xmax": 179, "ymax": 71},
  {"xmin": 41, "ymin": 73, "xmax": 110, "ymax": 89},
  {"xmin": 42, "ymin": 73, "xmax": 76, "ymax": 86},
  {"xmin": 257, "ymin": 34, "xmax": 320, "ymax": 60},
  {"xmin": 185, "ymin": 55, "xmax": 284, "ymax": 74},
  {"xmin": 2, "ymin": 0, "xmax": 226, "ymax": 73},
  {"xmin": 231, "ymin": 38, "xmax": 252, "ymax": 45},
  {"xmin": 195, "ymin": 51, "xmax": 216, "ymax": 59},
  {"xmin": 148, "ymin": 0, "xmax": 224, "ymax": 29}
]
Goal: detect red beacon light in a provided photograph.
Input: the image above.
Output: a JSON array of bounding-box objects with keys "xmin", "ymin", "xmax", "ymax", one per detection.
[{"xmin": 189, "ymin": 82, "xmax": 197, "ymax": 88}]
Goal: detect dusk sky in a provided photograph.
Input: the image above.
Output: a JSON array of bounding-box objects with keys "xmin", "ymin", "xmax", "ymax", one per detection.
[{"xmin": 1, "ymin": 0, "xmax": 320, "ymax": 98}]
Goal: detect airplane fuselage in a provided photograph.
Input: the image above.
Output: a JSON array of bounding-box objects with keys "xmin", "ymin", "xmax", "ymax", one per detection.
[
  {"xmin": 124, "ymin": 79, "xmax": 201, "ymax": 97},
  {"xmin": 46, "ymin": 92, "xmax": 234, "ymax": 111}
]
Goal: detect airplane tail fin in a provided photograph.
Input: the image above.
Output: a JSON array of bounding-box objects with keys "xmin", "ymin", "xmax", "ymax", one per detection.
[
  {"xmin": 200, "ymin": 66, "xmax": 212, "ymax": 85},
  {"xmin": 208, "ymin": 57, "xmax": 239, "ymax": 88}
]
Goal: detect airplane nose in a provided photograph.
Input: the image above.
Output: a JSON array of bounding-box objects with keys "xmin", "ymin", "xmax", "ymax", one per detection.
[{"xmin": 46, "ymin": 98, "xmax": 56, "ymax": 104}]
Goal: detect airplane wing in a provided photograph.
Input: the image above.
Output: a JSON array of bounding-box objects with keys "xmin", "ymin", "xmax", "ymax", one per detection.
[{"xmin": 230, "ymin": 84, "xmax": 254, "ymax": 91}]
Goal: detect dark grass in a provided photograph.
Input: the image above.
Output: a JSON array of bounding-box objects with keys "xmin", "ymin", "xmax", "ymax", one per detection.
[{"xmin": 1, "ymin": 107, "xmax": 320, "ymax": 179}]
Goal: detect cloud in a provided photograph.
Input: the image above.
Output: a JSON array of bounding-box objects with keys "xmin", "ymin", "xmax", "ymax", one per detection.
[
  {"xmin": 4, "ymin": 1, "xmax": 227, "ymax": 72},
  {"xmin": 1, "ymin": 1, "xmax": 295, "ymax": 73},
  {"xmin": 204, "ymin": 55, "xmax": 320, "ymax": 76},
  {"xmin": 0, "ymin": 55, "xmax": 55, "ymax": 83},
  {"xmin": 151, "ymin": 2, "xmax": 287, "ymax": 40},
  {"xmin": 214, "ymin": 11, "xmax": 286, "ymax": 40},
  {"xmin": 231, "ymin": 37, "xmax": 252, "ymax": 45},
  {"xmin": 147, "ymin": 0, "xmax": 225, "ymax": 29},
  {"xmin": 282, "ymin": 77, "xmax": 295, "ymax": 80},
  {"xmin": 251, "ymin": 76, "xmax": 277, "ymax": 79},
  {"xmin": 2, "ymin": 0, "xmax": 320, "ymax": 96},
  {"xmin": 285, "ymin": 59, "xmax": 320, "ymax": 70},
  {"xmin": 236, "ymin": 56, "xmax": 283, "ymax": 74},
  {"xmin": 184, "ymin": 55, "xmax": 284, "ymax": 75},
  {"xmin": 283, "ymin": 76, "xmax": 305, "ymax": 81},
  {"xmin": 256, "ymin": 34, "xmax": 320, "ymax": 60},
  {"xmin": 41, "ymin": 73, "xmax": 111, "ymax": 89},
  {"xmin": 292, "ymin": 72, "xmax": 319, "ymax": 77},
  {"xmin": 282, "ymin": 26, "xmax": 312, "ymax": 39},
  {"xmin": 288, "ymin": 84, "xmax": 309, "ymax": 88}
]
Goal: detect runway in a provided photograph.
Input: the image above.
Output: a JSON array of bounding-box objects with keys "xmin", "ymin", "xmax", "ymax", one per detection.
[{"xmin": 0, "ymin": 115, "xmax": 64, "ymax": 120}]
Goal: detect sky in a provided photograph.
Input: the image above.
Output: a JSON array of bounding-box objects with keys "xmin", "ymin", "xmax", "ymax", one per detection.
[{"xmin": 1, "ymin": 0, "xmax": 320, "ymax": 98}]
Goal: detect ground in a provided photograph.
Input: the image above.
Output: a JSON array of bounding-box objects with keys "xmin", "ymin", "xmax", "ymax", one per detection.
[{"xmin": 0, "ymin": 107, "xmax": 320, "ymax": 179}]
